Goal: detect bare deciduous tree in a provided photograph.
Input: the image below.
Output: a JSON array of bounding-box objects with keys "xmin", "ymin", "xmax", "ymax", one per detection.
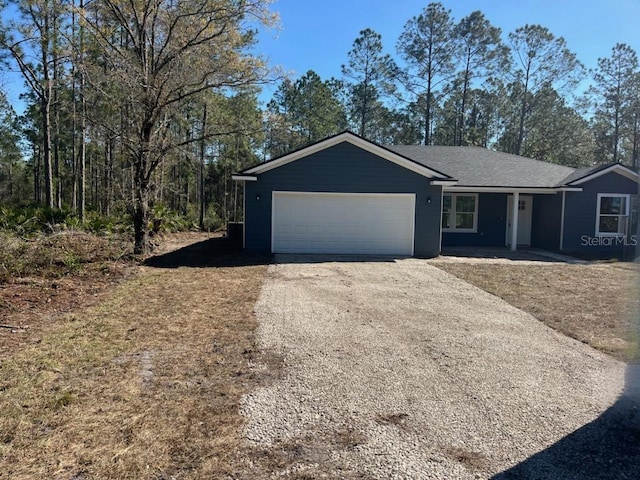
[{"xmin": 80, "ymin": 0, "xmax": 275, "ymax": 253}]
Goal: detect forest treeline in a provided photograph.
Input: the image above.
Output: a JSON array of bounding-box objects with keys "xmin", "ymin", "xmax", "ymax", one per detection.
[{"xmin": 0, "ymin": 1, "xmax": 637, "ymax": 252}]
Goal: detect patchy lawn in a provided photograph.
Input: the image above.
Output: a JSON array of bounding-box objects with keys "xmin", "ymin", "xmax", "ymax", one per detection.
[
  {"xmin": 0, "ymin": 230, "xmax": 138, "ymax": 357},
  {"xmin": 430, "ymin": 259, "xmax": 640, "ymax": 362},
  {"xmin": 0, "ymin": 233, "xmax": 269, "ymax": 479},
  {"xmin": 3, "ymin": 233, "xmax": 637, "ymax": 478}
]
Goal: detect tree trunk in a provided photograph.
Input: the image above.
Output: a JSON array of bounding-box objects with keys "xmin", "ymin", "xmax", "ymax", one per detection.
[
  {"xmin": 33, "ymin": 144, "xmax": 41, "ymax": 204},
  {"xmin": 458, "ymin": 53, "xmax": 471, "ymax": 146},
  {"xmin": 613, "ymin": 81, "xmax": 621, "ymax": 163},
  {"xmin": 78, "ymin": 0, "xmax": 86, "ymax": 222},
  {"xmin": 133, "ymin": 116, "xmax": 153, "ymax": 254},
  {"xmin": 133, "ymin": 152, "xmax": 149, "ymax": 254},
  {"xmin": 632, "ymin": 110, "xmax": 639, "ymax": 170},
  {"xmin": 133, "ymin": 185, "xmax": 149, "ymax": 255},
  {"xmin": 53, "ymin": 45, "xmax": 61, "ymax": 209},
  {"xmin": 360, "ymin": 78, "xmax": 368, "ymax": 137},
  {"xmin": 78, "ymin": 86, "xmax": 86, "ymax": 221},
  {"xmin": 515, "ymin": 61, "xmax": 532, "ymax": 156},
  {"xmin": 41, "ymin": 95, "xmax": 54, "ymax": 208},
  {"xmin": 103, "ymin": 136, "xmax": 112, "ymax": 215},
  {"xmin": 199, "ymin": 104, "xmax": 207, "ymax": 230},
  {"xmin": 41, "ymin": 9, "xmax": 54, "ymax": 209},
  {"xmin": 424, "ymin": 90, "xmax": 432, "ymax": 146}
]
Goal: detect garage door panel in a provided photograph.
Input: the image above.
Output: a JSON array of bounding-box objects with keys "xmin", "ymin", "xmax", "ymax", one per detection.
[{"xmin": 272, "ymin": 192, "xmax": 415, "ymax": 255}]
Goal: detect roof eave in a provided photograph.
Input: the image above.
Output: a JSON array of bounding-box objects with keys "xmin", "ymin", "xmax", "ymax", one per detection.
[
  {"xmin": 443, "ymin": 186, "xmax": 582, "ymax": 193},
  {"xmin": 566, "ymin": 163, "xmax": 639, "ymax": 185},
  {"xmin": 231, "ymin": 175, "xmax": 257, "ymax": 182},
  {"xmin": 431, "ymin": 179, "xmax": 458, "ymax": 186},
  {"xmin": 241, "ymin": 131, "xmax": 454, "ymax": 180}
]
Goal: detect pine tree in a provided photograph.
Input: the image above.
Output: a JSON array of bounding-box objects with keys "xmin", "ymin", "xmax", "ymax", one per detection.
[{"xmin": 397, "ymin": 2, "xmax": 455, "ymax": 145}]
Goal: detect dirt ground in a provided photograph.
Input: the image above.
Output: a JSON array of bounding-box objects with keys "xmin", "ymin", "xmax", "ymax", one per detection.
[
  {"xmin": 0, "ymin": 232, "xmax": 269, "ymax": 479},
  {"xmin": 429, "ymin": 257, "xmax": 640, "ymax": 361},
  {"xmin": 0, "ymin": 232, "xmax": 221, "ymax": 359},
  {"xmin": 1, "ymin": 262, "xmax": 135, "ymax": 360},
  {"xmin": 1, "ymin": 233, "xmax": 637, "ymax": 479}
]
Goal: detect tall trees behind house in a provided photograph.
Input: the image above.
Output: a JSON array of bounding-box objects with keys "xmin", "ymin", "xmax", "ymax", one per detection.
[
  {"xmin": 265, "ymin": 71, "xmax": 347, "ymax": 158},
  {"xmin": 499, "ymin": 24, "xmax": 585, "ymax": 156},
  {"xmin": 397, "ymin": 2, "xmax": 455, "ymax": 145},
  {"xmin": 1, "ymin": 0, "xmax": 639, "ymax": 243},
  {"xmin": 341, "ymin": 28, "xmax": 398, "ymax": 142},
  {"xmin": 449, "ymin": 11, "xmax": 506, "ymax": 146},
  {"xmin": 590, "ymin": 43, "xmax": 640, "ymax": 167}
]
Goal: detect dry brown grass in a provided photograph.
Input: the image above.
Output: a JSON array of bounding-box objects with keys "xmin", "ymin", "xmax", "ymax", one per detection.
[
  {"xmin": 0, "ymin": 233, "xmax": 268, "ymax": 479},
  {"xmin": 0, "ymin": 230, "xmax": 132, "ymax": 283},
  {"xmin": 4, "ymin": 233, "xmax": 638, "ymax": 479},
  {"xmin": 431, "ymin": 261, "xmax": 640, "ymax": 362}
]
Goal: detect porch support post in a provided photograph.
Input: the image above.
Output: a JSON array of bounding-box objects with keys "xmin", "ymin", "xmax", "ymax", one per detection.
[{"xmin": 511, "ymin": 191, "xmax": 519, "ymax": 251}]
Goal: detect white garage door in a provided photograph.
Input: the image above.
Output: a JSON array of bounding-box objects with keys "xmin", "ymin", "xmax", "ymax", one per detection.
[{"xmin": 272, "ymin": 192, "xmax": 415, "ymax": 255}]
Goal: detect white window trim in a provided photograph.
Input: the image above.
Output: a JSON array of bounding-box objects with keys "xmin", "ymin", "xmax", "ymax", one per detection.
[
  {"xmin": 442, "ymin": 193, "xmax": 478, "ymax": 233},
  {"xmin": 595, "ymin": 193, "xmax": 630, "ymax": 237}
]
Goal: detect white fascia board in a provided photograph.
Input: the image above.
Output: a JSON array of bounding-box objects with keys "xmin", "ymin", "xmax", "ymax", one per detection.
[
  {"xmin": 568, "ymin": 165, "xmax": 639, "ymax": 185},
  {"xmin": 231, "ymin": 175, "xmax": 257, "ymax": 181},
  {"xmin": 430, "ymin": 180, "xmax": 458, "ymax": 186},
  {"xmin": 443, "ymin": 186, "xmax": 568, "ymax": 194},
  {"xmin": 243, "ymin": 132, "xmax": 448, "ymax": 179}
]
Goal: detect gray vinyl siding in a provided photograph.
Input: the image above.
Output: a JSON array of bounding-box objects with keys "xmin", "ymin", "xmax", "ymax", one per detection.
[
  {"xmin": 531, "ymin": 194, "xmax": 563, "ymax": 251},
  {"xmin": 441, "ymin": 193, "xmax": 508, "ymax": 247},
  {"xmin": 562, "ymin": 172, "xmax": 639, "ymax": 259},
  {"xmin": 244, "ymin": 142, "xmax": 443, "ymax": 257}
]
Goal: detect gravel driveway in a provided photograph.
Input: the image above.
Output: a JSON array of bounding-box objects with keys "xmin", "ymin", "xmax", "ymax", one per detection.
[{"xmin": 240, "ymin": 258, "xmax": 626, "ymax": 479}]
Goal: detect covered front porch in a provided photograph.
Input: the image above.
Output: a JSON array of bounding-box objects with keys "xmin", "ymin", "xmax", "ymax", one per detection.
[{"xmin": 440, "ymin": 188, "xmax": 577, "ymax": 252}]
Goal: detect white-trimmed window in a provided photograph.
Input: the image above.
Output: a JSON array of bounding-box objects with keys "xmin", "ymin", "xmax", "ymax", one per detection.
[
  {"xmin": 442, "ymin": 193, "xmax": 478, "ymax": 232},
  {"xmin": 596, "ymin": 193, "xmax": 629, "ymax": 236}
]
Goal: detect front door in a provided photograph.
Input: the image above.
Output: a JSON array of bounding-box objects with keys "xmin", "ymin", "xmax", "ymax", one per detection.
[{"xmin": 506, "ymin": 195, "xmax": 533, "ymax": 246}]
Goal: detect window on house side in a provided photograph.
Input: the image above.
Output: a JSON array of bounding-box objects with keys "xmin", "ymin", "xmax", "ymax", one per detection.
[
  {"xmin": 442, "ymin": 194, "xmax": 478, "ymax": 232},
  {"xmin": 596, "ymin": 194, "xmax": 629, "ymax": 236}
]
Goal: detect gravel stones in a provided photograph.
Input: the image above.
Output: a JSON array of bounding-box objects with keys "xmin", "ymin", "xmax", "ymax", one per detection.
[{"xmin": 240, "ymin": 259, "xmax": 627, "ymax": 479}]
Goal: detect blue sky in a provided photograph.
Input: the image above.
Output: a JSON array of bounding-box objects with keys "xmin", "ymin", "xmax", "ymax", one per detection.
[
  {"xmin": 1, "ymin": 0, "xmax": 638, "ymax": 113},
  {"xmin": 257, "ymin": 0, "xmax": 640, "ymax": 104}
]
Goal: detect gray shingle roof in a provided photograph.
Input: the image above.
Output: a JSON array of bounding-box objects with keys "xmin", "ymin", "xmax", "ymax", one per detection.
[
  {"xmin": 388, "ymin": 145, "xmax": 576, "ymax": 188},
  {"xmin": 557, "ymin": 164, "xmax": 623, "ymax": 185}
]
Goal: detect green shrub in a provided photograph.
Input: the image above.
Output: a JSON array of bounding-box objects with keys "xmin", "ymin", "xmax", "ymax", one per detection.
[
  {"xmin": 150, "ymin": 203, "xmax": 197, "ymax": 233},
  {"xmin": 83, "ymin": 211, "xmax": 132, "ymax": 235},
  {"xmin": 0, "ymin": 206, "xmax": 135, "ymax": 237},
  {"xmin": 0, "ymin": 206, "xmax": 74, "ymax": 236}
]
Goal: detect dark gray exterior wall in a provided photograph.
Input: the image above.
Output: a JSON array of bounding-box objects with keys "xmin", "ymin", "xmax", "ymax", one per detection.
[
  {"xmin": 243, "ymin": 142, "xmax": 443, "ymax": 257},
  {"xmin": 531, "ymin": 194, "xmax": 562, "ymax": 251},
  {"xmin": 562, "ymin": 172, "xmax": 639, "ymax": 259},
  {"xmin": 442, "ymin": 193, "xmax": 508, "ymax": 247}
]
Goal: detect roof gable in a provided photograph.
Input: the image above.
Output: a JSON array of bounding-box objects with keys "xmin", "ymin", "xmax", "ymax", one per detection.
[
  {"xmin": 561, "ymin": 163, "xmax": 639, "ymax": 186},
  {"xmin": 240, "ymin": 131, "xmax": 454, "ymax": 180},
  {"xmin": 236, "ymin": 132, "xmax": 639, "ymax": 190}
]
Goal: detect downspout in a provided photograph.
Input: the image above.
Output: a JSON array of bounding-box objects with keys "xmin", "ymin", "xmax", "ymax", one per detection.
[
  {"xmin": 242, "ymin": 181, "xmax": 246, "ymax": 249},
  {"xmin": 559, "ymin": 191, "xmax": 566, "ymax": 252},
  {"xmin": 439, "ymin": 186, "xmax": 444, "ymax": 255}
]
